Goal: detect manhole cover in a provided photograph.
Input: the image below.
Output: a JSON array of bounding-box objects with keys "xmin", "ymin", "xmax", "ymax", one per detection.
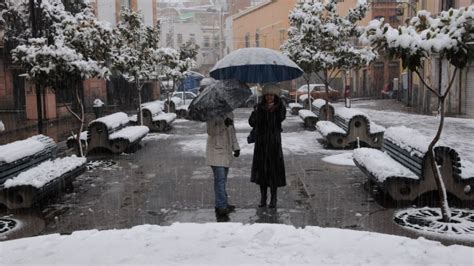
[
  {"xmin": 0, "ymin": 218, "xmax": 18, "ymax": 234},
  {"xmin": 394, "ymin": 208, "xmax": 474, "ymax": 240}
]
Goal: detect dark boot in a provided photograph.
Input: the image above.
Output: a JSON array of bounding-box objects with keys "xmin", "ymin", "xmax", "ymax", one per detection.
[
  {"xmin": 259, "ymin": 185, "xmax": 267, "ymax": 207},
  {"xmin": 269, "ymin": 187, "xmax": 277, "ymax": 209}
]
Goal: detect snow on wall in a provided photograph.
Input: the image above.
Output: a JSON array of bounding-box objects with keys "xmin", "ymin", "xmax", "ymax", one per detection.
[
  {"xmin": 109, "ymin": 126, "xmax": 149, "ymax": 142},
  {"xmin": 0, "ymin": 135, "xmax": 51, "ymax": 164},
  {"xmin": 316, "ymin": 121, "xmax": 345, "ymax": 137},
  {"xmin": 91, "ymin": 112, "xmax": 130, "ymax": 130},
  {"xmin": 3, "ymin": 155, "xmax": 86, "ymax": 189},
  {"xmin": 353, "ymin": 148, "xmax": 418, "ymax": 182}
]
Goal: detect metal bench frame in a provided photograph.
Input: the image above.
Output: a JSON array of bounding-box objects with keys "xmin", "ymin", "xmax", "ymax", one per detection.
[{"xmin": 324, "ymin": 114, "xmax": 383, "ymax": 149}]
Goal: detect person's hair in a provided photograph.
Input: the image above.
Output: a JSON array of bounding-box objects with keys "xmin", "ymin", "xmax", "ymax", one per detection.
[{"xmin": 260, "ymin": 94, "xmax": 280, "ymax": 108}]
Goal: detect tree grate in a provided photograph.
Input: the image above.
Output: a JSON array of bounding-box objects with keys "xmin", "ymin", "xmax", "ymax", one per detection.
[
  {"xmin": 394, "ymin": 208, "xmax": 474, "ymax": 239},
  {"xmin": 0, "ymin": 218, "xmax": 17, "ymax": 234}
]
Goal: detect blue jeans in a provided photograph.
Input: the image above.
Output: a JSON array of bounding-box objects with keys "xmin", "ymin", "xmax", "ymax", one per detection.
[{"xmin": 211, "ymin": 166, "xmax": 229, "ymax": 209}]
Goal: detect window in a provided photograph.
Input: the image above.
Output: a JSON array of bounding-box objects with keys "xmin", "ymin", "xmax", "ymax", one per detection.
[
  {"xmin": 203, "ymin": 36, "xmax": 210, "ymax": 48},
  {"xmin": 121, "ymin": 0, "xmax": 130, "ymax": 9},
  {"xmin": 166, "ymin": 33, "xmax": 173, "ymax": 47},
  {"xmin": 177, "ymin": 34, "xmax": 183, "ymax": 45},
  {"xmin": 245, "ymin": 33, "xmax": 250, "ymax": 48},
  {"xmin": 189, "ymin": 34, "xmax": 196, "ymax": 44},
  {"xmin": 213, "ymin": 36, "xmax": 219, "ymax": 48},
  {"xmin": 255, "ymin": 31, "xmax": 260, "ymax": 47}
]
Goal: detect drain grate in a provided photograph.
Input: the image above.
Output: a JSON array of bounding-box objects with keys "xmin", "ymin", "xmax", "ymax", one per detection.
[
  {"xmin": 394, "ymin": 208, "xmax": 474, "ymax": 237},
  {"xmin": 0, "ymin": 218, "xmax": 17, "ymax": 234},
  {"xmin": 86, "ymin": 160, "xmax": 117, "ymax": 170}
]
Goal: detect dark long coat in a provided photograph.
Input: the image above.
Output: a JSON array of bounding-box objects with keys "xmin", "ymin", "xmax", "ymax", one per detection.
[{"xmin": 249, "ymin": 101, "xmax": 286, "ymax": 188}]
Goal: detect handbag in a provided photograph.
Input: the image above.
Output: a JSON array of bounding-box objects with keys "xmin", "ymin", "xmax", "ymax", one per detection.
[{"xmin": 247, "ymin": 128, "xmax": 256, "ymax": 144}]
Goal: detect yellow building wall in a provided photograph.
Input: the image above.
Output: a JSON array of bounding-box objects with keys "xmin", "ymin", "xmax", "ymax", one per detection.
[{"xmin": 233, "ymin": 0, "xmax": 297, "ymax": 51}]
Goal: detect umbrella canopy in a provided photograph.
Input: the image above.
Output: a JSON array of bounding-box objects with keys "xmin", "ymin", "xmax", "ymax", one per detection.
[
  {"xmin": 209, "ymin": 48, "xmax": 303, "ymax": 83},
  {"xmin": 188, "ymin": 79, "xmax": 251, "ymax": 122}
]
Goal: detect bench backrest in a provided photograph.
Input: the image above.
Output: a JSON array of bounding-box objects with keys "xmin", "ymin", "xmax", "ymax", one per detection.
[
  {"xmin": 88, "ymin": 112, "xmax": 130, "ymax": 144},
  {"xmin": 312, "ymin": 99, "xmax": 334, "ymax": 121},
  {"xmin": 382, "ymin": 138, "xmax": 424, "ymax": 177},
  {"xmin": 0, "ymin": 135, "xmax": 57, "ymax": 184}
]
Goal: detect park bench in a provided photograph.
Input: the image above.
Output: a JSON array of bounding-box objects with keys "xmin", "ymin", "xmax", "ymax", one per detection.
[
  {"xmin": 312, "ymin": 99, "xmax": 335, "ymax": 121},
  {"xmin": 298, "ymin": 109, "xmax": 318, "ymax": 130},
  {"xmin": 289, "ymin": 102, "xmax": 303, "ymax": 115},
  {"xmin": 87, "ymin": 112, "xmax": 149, "ymax": 154},
  {"xmin": 353, "ymin": 126, "xmax": 474, "ymax": 202},
  {"xmin": 298, "ymin": 94, "xmax": 312, "ymax": 109},
  {"xmin": 0, "ymin": 135, "xmax": 87, "ymax": 209},
  {"xmin": 316, "ymin": 107, "xmax": 385, "ymax": 149},
  {"xmin": 175, "ymin": 105, "xmax": 189, "ymax": 119},
  {"xmin": 139, "ymin": 101, "xmax": 177, "ymax": 132}
]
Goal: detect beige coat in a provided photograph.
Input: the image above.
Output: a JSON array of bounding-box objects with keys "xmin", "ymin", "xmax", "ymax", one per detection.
[{"xmin": 206, "ymin": 113, "xmax": 240, "ymax": 167}]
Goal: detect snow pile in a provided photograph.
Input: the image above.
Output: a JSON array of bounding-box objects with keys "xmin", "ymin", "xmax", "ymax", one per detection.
[
  {"xmin": 353, "ymin": 148, "xmax": 418, "ymax": 182},
  {"xmin": 0, "ymin": 120, "xmax": 4, "ymax": 132},
  {"xmin": 298, "ymin": 109, "xmax": 317, "ymax": 119},
  {"xmin": 1, "ymin": 223, "xmax": 472, "ymax": 265},
  {"xmin": 322, "ymin": 152, "xmax": 355, "ymax": 166},
  {"xmin": 91, "ymin": 112, "xmax": 129, "ymax": 130},
  {"xmin": 384, "ymin": 126, "xmax": 431, "ymax": 157},
  {"xmin": 109, "ymin": 126, "xmax": 149, "ymax": 142},
  {"xmin": 153, "ymin": 113, "xmax": 177, "ymax": 123},
  {"xmin": 316, "ymin": 121, "xmax": 346, "ymax": 136},
  {"xmin": 0, "ymin": 135, "xmax": 52, "ymax": 164},
  {"xmin": 3, "ymin": 155, "xmax": 87, "ymax": 188}
]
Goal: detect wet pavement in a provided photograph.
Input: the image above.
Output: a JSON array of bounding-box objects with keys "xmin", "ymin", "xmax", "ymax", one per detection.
[{"xmin": 0, "ymin": 99, "xmax": 473, "ymax": 246}]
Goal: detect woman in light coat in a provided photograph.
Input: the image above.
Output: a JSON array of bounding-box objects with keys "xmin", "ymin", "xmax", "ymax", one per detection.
[{"xmin": 206, "ymin": 112, "xmax": 240, "ymax": 216}]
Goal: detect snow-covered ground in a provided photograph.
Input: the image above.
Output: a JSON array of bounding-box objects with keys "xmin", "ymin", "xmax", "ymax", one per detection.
[{"xmin": 1, "ymin": 223, "xmax": 471, "ymax": 264}]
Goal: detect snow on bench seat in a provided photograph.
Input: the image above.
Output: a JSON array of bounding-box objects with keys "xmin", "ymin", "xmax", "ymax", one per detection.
[
  {"xmin": 142, "ymin": 101, "xmax": 164, "ymax": 114},
  {"xmin": 3, "ymin": 155, "xmax": 87, "ymax": 189},
  {"xmin": 176, "ymin": 105, "xmax": 189, "ymax": 111},
  {"xmin": 370, "ymin": 122, "xmax": 386, "ymax": 134},
  {"xmin": 0, "ymin": 135, "xmax": 53, "ymax": 164},
  {"xmin": 460, "ymin": 159, "xmax": 474, "ymax": 180},
  {"xmin": 289, "ymin": 103, "xmax": 303, "ymax": 109},
  {"xmin": 298, "ymin": 109, "xmax": 317, "ymax": 119},
  {"xmin": 316, "ymin": 121, "xmax": 345, "ymax": 137},
  {"xmin": 353, "ymin": 148, "xmax": 418, "ymax": 183},
  {"xmin": 109, "ymin": 126, "xmax": 149, "ymax": 142},
  {"xmin": 152, "ymin": 113, "xmax": 177, "ymax": 123},
  {"xmin": 67, "ymin": 131, "xmax": 88, "ymax": 142},
  {"xmin": 312, "ymin": 99, "xmax": 327, "ymax": 109},
  {"xmin": 336, "ymin": 107, "xmax": 366, "ymax": 122}
]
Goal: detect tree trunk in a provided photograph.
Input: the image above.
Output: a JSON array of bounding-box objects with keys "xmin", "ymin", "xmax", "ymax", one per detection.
[
  {"xmin": 324, "ymin": 70, "xmax": 330, "ymax": 121},
  {"xmin": 136, "ymin": 79, "xmax": 143, "ymax": 126},
  {"xmin": 75, "ymin": 85, "xmax": 85, "ymax": 157},
  {"xmin": 427, "ymin": 97, "xmax": 451, "ymax": 222}
]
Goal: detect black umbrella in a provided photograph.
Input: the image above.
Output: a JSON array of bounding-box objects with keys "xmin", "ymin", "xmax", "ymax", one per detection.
[
  {"xmin": 209, "ymin": 48, "xmax": 303, "ymax": 83},
  {"xmin": 188, "ymin": 79, "xmax": 251, "ymax": 122}
]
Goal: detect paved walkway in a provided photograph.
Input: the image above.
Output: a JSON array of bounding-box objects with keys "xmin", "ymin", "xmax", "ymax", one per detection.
[{"xmin": 1, "ymin": 99, "xmax": 472, "ymax": 246}]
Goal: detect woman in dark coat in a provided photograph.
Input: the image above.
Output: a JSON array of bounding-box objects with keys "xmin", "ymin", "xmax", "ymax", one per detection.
[{"xmin": 249, "ymin": 84, "xmax": 286, "ymax": 209}]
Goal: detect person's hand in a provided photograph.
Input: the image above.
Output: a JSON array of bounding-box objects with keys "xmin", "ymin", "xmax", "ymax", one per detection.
[
  {"xmin": 233, "ymin": 150, "xmax": 240, "ymax": 157},
  {"xmin": 224, "ymin": 118, "xmax": 233, "ymax": 127}
]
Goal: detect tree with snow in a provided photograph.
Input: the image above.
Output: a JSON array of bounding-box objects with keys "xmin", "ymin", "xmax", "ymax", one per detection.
[
  {"xmin": 361, "ymin": 6, "xmax": 474, "ymax": 222},
  {"xmin": 282, "ymin": 0, "xmax": 375, "ymax": 113},
  {"xmin": 112, "ymin": 8, "xmax": 161, "ymax": 125},
  {"xmin": 3, "ymin": 0, "xmax": 113, "ymax": 156}
]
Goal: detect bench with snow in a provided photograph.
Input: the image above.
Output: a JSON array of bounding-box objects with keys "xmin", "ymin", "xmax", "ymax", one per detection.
[
  {"xmin": 298, "ymin": 94, "xmax": 312, "ymax": 109},
  {"xmin": 164, "ymin": 97, "xmax": 181, "ymax": 113},
  {"xmin": 87, "ymin": 112, "xmax": 149, "ymax": 154},
  {"xmin": 353, "ymin": 126, "xmax": 474, "ymax": 202},
  {"xmin": 137, "ymin": 101, "xmax": 176, "ymax": 132},
  {"xmin": 312, "ymin": 99, "xmax": 335, "ymax": 122},
  {"xmin": 0, "ymin": 135, "xmax": 86, "ymax": 209},
  {"xmin": 175, "ymin": 104, "xmax": 189, "ymax": 119},
  {"xmin": 298, "ymin": 109, "xmax": 318, "ymax": 130},
  {"xmin": 316, "ymin": 107, "xmax": 385, "ymax": 149},
  {"xmin": 289, "ymin": 102, "xmax": 304, "ymax": 115}
]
